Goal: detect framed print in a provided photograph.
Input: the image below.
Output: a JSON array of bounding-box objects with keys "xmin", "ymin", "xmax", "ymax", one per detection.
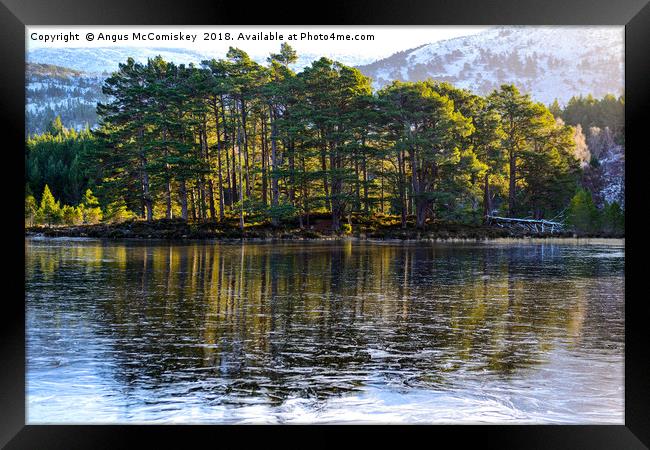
[{"xmin": 2, "ymin": 0, "xmax": 649, "ymax": 447}]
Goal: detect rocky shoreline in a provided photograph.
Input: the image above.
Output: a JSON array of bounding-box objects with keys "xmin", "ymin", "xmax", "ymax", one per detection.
[{"xmin": 24, "ymin": 218, "xmax": 624, "ymax": 241}]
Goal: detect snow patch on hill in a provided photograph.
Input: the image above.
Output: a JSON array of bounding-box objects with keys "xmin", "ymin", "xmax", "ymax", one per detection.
[
  {"xmin": 27, "ymin": 47, "xmax": 374, "ymax": 75},
  {"xmin": 358, "ymin": 26, "xmax": 623, "ymax": 105}
]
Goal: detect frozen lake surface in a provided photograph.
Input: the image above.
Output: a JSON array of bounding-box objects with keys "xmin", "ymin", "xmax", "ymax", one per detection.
[{"xmin": 25, "ymin": 238, "xmax": 624, "ymax": 424}]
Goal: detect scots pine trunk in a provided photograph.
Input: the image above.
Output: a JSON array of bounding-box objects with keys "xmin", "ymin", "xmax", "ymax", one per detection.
[
  {"xmin": 139, "ymin": 127, "xmax": 153, "ymax": 222},
  {"xmin": 483, "ymin": 172, "xmax": 491, "ymax": 222},
  {"xmin": 212, "ymin": 98, "xmax": 226, "ymax": 220},
  {"xmin": 508, "ymin": 148, "xmax": 516, "ymax": 217},
  {"xmin": 362, "ymin": 152, "xmax": 369, "ymax": 215},
  {"xmin": 329, "ymin": 142, "xmax": 342, "ymax": 232},
  {"xmin": 415, "ymin": 201, "xmax": 427, "ymax": 229},
  {"xmin": 409, "ymin": 147, "xmax": 426, "ymax": 229},
  {"xmin": 261, "ymin": 116, "xmax": 268, "ymax": 206},
  {"xmin": 398, "ymin": 149, "xmax": 407, "ymax": 229},
  {"xmin": 166, "ymin": 180, "xmax": 173, "ymax": 220},
  {"xmin": 229, "ymin": 106, "xmax": 238, "ymax": 207},
  {"xmin": 354, "ymin": 158, "xmax": 361, "ymax": 215},
  {"xmin": 320, "ymin": 143, "xmax": 330, "ymax": 212},
  {"xmin": 179, "ymin": 179, "xmax": 188, "ymax": 221},
  {"xmin": 288, "ymin": 140, "xmax": 296, "ymax": 206},
  {"xmin": 270, "ymin": 107, "xmax": 280, "ymax": 226},
  {"xmin": 189, "ymin": 188, "xmax": 197, "ymax": 221},
  {"xmin": 216, "ymin": 144, "xmax": 225, "ymax": 220},
  {"xmin": 201, "ymin": 125, "xmax": 216, "ymax": 221},
  {"xmin": 141, "ymin": 155, "xmax": 153, "ymax": 222},
  {"xmin": 218, "ymin": 95, "xmax": 233, "ymax": 208},
  {"xmin": 237, "ymin": 124, "xmax": 245, "ymax": 231},
  {"xmin": 240, "ymin": 99, "xmax": 251, "ymax": 198},
  {"xmin": 301, "ymin": 156, "xmax": 309, "ymax": 229}
]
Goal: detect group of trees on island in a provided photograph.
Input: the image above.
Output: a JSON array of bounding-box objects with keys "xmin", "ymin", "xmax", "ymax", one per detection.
[
  {"xmin": 25, "ymin": 44, "xmax": 624, "ymax": 234},
  {"xmin": 25, "ymin": 185, "xmax": 105, "ymax": 227}
]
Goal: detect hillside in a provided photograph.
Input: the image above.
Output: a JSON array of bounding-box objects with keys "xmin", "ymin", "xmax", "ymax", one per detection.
[
  {"xmin": 25, "ymin": 48, "xmax": 373, "ymax": 135},
  {"xmin": 26, "ymin": 62, "xmax": 107, "ymax": 135},
  {"xmin": 358, "ymin": 26, "xmax": 623, "ymax": 105}
]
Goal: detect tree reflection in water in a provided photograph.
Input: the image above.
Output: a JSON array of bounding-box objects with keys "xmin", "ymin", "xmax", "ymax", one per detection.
[{"xmin": 26, "ymin": 239, "xmax": 624, "ymax": 421}]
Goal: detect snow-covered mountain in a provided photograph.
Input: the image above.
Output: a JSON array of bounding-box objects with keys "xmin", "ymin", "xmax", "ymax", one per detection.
[
  {"xmin": 358, "ymin": 26, "xmax": 623, "ymax": 105},
  {"xmin": 27, "ymin": 47, "xmax": 374, "ymax": 75},
  {"xmin": 26, "ymin": 63, "xmax": 107, "ymax": 135},
  {"xmin": 28, "ymin": 47, "xmax": 216, "ymax": 74},
  {"xmin": 26, "ymin": 26, "xmax": 624, "ymax": 132},
  {"xmin": 24, "ymin": 47, "xmax": 373, "ymax": 135}
]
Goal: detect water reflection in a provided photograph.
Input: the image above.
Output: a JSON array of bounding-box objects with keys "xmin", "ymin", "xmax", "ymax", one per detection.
[{"xmin": 26, "ymin": 239, "xmax": 624, "ymax": 423}]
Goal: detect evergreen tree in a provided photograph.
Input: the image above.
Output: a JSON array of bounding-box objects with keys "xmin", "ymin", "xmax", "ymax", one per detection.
[
  {"xmin": 490, "ymin": 84, "xmax": 578, "ymax": 218},
  {"xmin": 26, "ymin": 117, "xmax": 96, "ymax": 206},
  {"xmin": 104, "ymin": 199, "xmax": 136, "ymax": 224},
  {"xmin": 22, "ymin": 51, "xmax": 617, "ymax": 235},
  {"xmin": 96, "ymin": 58, "xmax": 155, "ymax": 221},
  {"xmin": 548, "ymin": 99, "xmax": 562, "ymax": 118},
  {"xmin": 432, "ymin": 84, "xmax": 505, "ymax": 221},
  {"xmin": 61, "ymin": 204, "xmax": 83, "ymax": 225},
  {"xmin": 36, "ymin": 185, "xmax": 62, "ymax": 226},
  {"xmin": 378, "ymin": 80, "xmax": 474, "ymax": 228},
  {"xmin": 601, "ymin": 201, "xmax": 624, "ymax": 234},
  {"xmin": 300, "ymin": 58, "xmax": 373, "ymax": 230},
  {"xmin": 566, "ymin": 188, "xmax": 599, "ymax": 233},
  {"xmin": 81, "ymin": 188, "xmax": 103, "ymax": 224},
  {"xmin": 25, "ymin": 195, "xmax": 37, "ymax": 226}
]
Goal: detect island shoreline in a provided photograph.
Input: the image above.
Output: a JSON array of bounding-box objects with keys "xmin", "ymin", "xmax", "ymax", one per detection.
[{"xmin": 24, "ymin": 219, "xmax": 625, "ymax": 242}]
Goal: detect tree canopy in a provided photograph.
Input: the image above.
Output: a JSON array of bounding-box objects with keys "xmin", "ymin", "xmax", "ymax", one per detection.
[{"xmin": 27, "ymin": 44, "xmax": 618, "ymax": 234}]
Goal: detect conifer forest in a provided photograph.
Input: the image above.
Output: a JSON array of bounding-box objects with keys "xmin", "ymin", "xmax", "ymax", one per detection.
[{"xmin": 25, "ymin": 44, "xmax": 625, "ymax": 236}]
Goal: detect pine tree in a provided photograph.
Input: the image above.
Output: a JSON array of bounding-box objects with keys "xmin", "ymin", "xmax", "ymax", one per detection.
[
  {"xmin": 378, "ymin": 80, "xmax": 474, "ymax": 228},
  {"xmin": 601, "ymin": 201, "xmax": 624, "ymax": 234},
  {"xmin": 36, "ymin": 185, "xmax": 61, "ymax": 226},
  {"xmin": 81, "ymin": 188, "xmax": 103, "ymax": 224},
  {"xmin": 104, "ymin": 199, "xmax": 136, "ymax": 224},
  {"xmin": 549, "ymin": 99, "xmax": 562, "ymax": 118},
  {"xmin": 27, "ymin": 117, "xmax": 95, "ymax": 206},
  {"xmin": 25, "ymin": 195, "xmax": 37, "ymax": 226},
  {"xmin": 516, "ymin": 118, "xmax": 580, "ymax": 218},
  {"xmin": 431, "ymin": 84, "xmax": 504, "ymax": 221},
  {"xmin": 490, "ymin": 84, "xmax": 578, "ymax": 218},
  {"xmin": 61, "ymin": 204, "xmax": 83, "ymax": 225},
  {"xmin": 567, "ymin": 188, "xmax": 599, "ymax": 233},
  {"xmin": 96, "ymin": 58, "xmax": 154, "ymax": 221},
  {"xmin": 300, "ymin": 58, "xmax": 373, "ymax": 230}
]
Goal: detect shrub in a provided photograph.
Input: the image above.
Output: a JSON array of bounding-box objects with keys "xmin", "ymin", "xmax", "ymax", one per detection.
[
  {"xmin": 601, "ymin": 201, "xmax": 624, "ymax": 234},
  {"xmin": 566, "ymin": 188, "xmax": 599, "ymax": 233},
  {"xmin": 61, "ymin": 205, "xmax": 83, "ymax": 225},
  {"xmin": 104, "ymin": 200, "xmax": 136, "ymax": 224},
  {"xmin": 267, "ymin": 202, "xmax": 298, "ymax": 224}
]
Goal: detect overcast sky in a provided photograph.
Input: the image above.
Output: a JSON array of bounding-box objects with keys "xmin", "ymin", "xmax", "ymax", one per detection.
[{"xmin": 27, "ymin": 26, "xmax": 491, "ymax": 62}]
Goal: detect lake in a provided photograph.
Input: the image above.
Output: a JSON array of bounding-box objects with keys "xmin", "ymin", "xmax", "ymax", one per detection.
[{"xmin": 25, "ymin": 237, "xmax": 625, "ymax": 424}]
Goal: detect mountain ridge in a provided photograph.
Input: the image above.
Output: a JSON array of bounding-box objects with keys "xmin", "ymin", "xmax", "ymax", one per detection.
[
  {"xmin": 358, "ymin": 26, "xmax": 623, "ymax": 105},
  {"xmin": 26, "ymin": 26, "xmax": 624, "ymax": 135}
]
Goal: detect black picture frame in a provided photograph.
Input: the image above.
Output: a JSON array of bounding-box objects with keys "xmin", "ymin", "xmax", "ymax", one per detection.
[{"xmin": 3, "ymin": 0, "xmax": 648, "ymax": 447}]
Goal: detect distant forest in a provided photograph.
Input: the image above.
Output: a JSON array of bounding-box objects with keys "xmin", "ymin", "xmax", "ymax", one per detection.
[
  {"xmin": 26, "ymin": 63, "xmax": 107, "ymax": 136},
  {"xmin": 25, "ymin": 44, "xmax": 624, "ymax": 234}
]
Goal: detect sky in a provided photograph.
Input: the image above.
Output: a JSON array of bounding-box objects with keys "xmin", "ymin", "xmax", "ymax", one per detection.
[{"xmin": 26, "ymin": 26, "xmax": 491, "ymax": 63}]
